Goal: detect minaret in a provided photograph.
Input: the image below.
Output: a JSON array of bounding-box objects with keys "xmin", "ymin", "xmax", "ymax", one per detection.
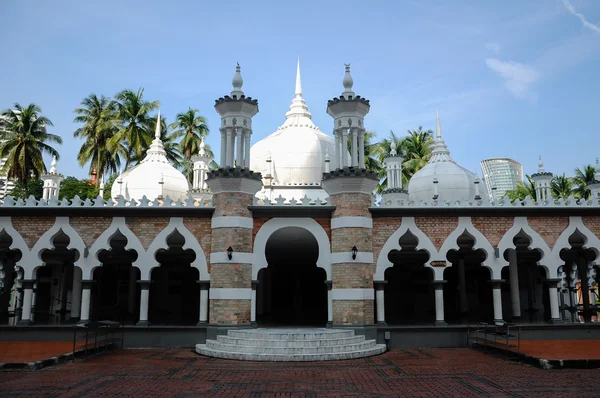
[
  {"xmin": 214, "ymin": 63, "xmax": 259, "ymax": 168},
  {"xmin": 190, "ymin": 140, "xmax": 214, "ymax": 202},
  {"xmin": 327, "ymin": 64, "xmax": 370, "ymax": 169},
  {"xmin": 587, "ymin": 157, "xmax": 600, "ymax": 201},
  {"xmin": 531, "ymin": 155, "xmax": 553, "ymax": 202},
  {"xmin": 381, "ymin": 147, "xmax": 408, "ymax": 205},
  {"xmin": 41, "ymin": 156, "xmax": 64, "ymax": 200}
]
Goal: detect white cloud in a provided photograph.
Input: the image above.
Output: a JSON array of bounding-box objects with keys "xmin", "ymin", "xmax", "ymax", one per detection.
[
  {"xmin": 485, "ymin": 58, "xmax": 541, "ymax": 99},
  {"xmin": 562, "ymin": 0, "xmax": 600, "ymax": 34},
  {"xmin": 485, "ymin": 42, "xmax": 501, "ymax": 55}
]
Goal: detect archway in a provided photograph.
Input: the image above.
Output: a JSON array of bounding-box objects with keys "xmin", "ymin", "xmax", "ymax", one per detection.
[
  {"xmin": 93, "ymin": 231, "xmax": 140, "ymax": 324},
  {"xmin": 150, "ymin": 230, "xmax": 199, "ymax": 325},
  {"xmin": 257, "ymin": 226, "xmax": 327, "ymax": 326},
  {"xmin": 384, "ymin": 231, "xmax": 434, "ymax": 325},
  {"xmin": 0, "ymin": 230, "xmax": 22, "ymax": 325}
]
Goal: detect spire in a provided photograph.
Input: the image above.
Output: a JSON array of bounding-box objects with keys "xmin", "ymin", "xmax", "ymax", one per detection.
[
  {"xmin": 155, "ymin": 109, "xmax": 161, "ymax": 139},
  {"xmin": 142, "ymin": 110, "xmax": 169, "ymax": 164},
  {"xmin": 50, "ymin": 156, "xmax": 57, "ymax": 174},
  {"xmin": 595, "ymin": 157, "xmax": 600, "ymax": 180},
  {"xmin": 436, "ymin": 110, "xmax": 442, "ymax": 140},
  {"xmin": 428, "ymin": 111, "xmax": 454, "ymax": 164},
  {"xmin": 342, "ymin": 63, "xmax": 355, "ymax": 99},
  {"xmin": 231, "ymin": 63, "xmax": 244, "ymax": 97},
  {"xmin": 537, "ymin": 155, "xmax": 544, "ymax": 173},
  {"xmin": 295, "ymin": 57, "xmax": 302, "ymax": 97}
]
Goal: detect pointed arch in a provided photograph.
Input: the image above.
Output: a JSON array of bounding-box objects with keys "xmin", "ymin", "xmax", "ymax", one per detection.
[
  {"xmin": 146, "ymin": 217, "xmax": 208, "ymax": 280},
  {"xmin": 552, "ymin": 216, "xmax": 600, "ymax": 264},
  {"xmin": 0, "ymin": 217, "xmax": 29, "ymax": 257},
  {"xmin": 87, "ymin": 217, "xmax": 146, "ymax": 279},
  {"xmin": 252, "ymin": 218, "xmax": 331, "ymax": 279},
  {"xmin": 375, "ymin": 217, "xmax": 439, "ymax": 280}
]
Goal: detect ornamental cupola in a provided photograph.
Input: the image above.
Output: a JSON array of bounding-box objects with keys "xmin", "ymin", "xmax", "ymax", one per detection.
[{"xmin": 531, "ymin": 155, "xmax": 553, "ymax": 202}]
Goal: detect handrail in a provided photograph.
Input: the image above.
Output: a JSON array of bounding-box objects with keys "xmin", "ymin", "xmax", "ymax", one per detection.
[{"xmin": 72, "ymin": 320, "xmax": 124, "ymax": 361}]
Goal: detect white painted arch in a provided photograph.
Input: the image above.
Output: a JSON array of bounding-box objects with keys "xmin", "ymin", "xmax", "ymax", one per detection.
[
  {"xmin": 374, "ymin": 217, "xmax": 439, "ymax": 280},
  {"xmin": 551, "ymin": 216, "xmax": 600, "ymax": 276},
  {"xmin": 0, "ymin": 217, "xmax": 29, "ymax": 257},
  {"xmin": 252, "ymin": 218, "xmax": 331, "ymax": 279},
  {"xmin": 146, "ymin": 217, "xmax": 209, "ymax": 280}
]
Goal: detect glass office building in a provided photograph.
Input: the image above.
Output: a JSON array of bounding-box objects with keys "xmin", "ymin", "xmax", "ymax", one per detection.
[{"xmin": 480, "ymin": 158, "xmax": 524, "ymax": 199}]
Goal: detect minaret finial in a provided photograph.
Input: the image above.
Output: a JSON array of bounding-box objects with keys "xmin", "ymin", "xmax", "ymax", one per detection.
[
  {"xmin": 295, "ymin": 57, "xmax": 302, "ymax": 97},
  {"xmin": 50, "ymin": 156, "xmax": 57, "ymax": 174},
  {"xmin": 436, "ymin": 110, "xmax": 442, "ymax": 140},
  {"xmin": 538, "ymin": 155, "xmax": 544, "ymax": 173},
  {"xmin": 155, "ymin": 109, "xmax": 161, "ymax": 140},
  {"xmin": 231, "ymin": 63, "xmax": 244, "ymax": 97},
  {"xmin": 342, "ymin": 63, "xmax": 355, "ymax": 99}
]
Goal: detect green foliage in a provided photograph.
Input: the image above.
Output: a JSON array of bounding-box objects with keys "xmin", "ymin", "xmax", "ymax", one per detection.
[
  {"xmin": 551, "ymin": 174, "xmax": 574, "ymax": 200},
  {"xmin": 503, "ymin": 175, "xmax": 537, "ymax": 201},
  {"xmin": 169, "ymin": 108, "xmax": 209, "ymax": 160},
  {"xmin": 572, "ymin": 164, "xmax": 595, "ymax": 200},
  {"xmin": 8, "ymin": 179, "xmax": 43, "ymax": 200},
  {"xmin": 58, "ymin": 176, "xmax": 99, "ymax": 200},
  {"xmin": 102, "ymin": 173, "xmax": 118, "ymax": 200}
]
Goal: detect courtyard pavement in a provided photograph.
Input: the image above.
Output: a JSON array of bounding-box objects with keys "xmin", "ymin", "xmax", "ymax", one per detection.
[{"xmin": 0, "ymin": 348, "xmax": 598, "ymax": 397}]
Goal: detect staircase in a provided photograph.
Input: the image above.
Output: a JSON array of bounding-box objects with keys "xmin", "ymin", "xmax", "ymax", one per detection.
[{"xmin": 195, "ymin": 328, "xmax": 386, "ymax": 361}]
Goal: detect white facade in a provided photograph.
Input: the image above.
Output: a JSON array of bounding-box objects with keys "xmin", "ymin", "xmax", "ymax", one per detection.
[{"xmin": 480, "ymin": 158, "xmax": 524, "ymax": 200}]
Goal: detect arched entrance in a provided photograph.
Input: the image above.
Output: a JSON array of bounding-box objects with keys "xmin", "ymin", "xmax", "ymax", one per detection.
[{"xmin": 256, "ymin": 226, "xmax": 327, "ymax": 326}]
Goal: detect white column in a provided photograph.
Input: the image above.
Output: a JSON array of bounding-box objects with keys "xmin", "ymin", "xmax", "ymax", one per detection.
[
  {"xmin": 334, "ymin": 131, "xmax": 341, "ymax": 170},
  {"xmin": 199, "ymin": 166, "xmax": 206, "ymax": 190},
  {"xmin": 220, "ymin": 131, "xmax": 227, "ymax": 168},
  {"xmin": 244, "ymin": 131, "xmax": 251, "ymax": 168},
  {"xmin": 226, "ymin": 128, "xmax": 234, "ymax": 167},
  {"xmin": 351, "ymin": 128, "xmax": 358, "ymax": 167},
  {"xmin": 386, "ymin": 165, "xmax": 393, "ymax": 189},
  {"xmin": 492, "ymin": 280, "xmax": 504, "ymax": 325},
  {"xmin": 342, "ymin": 129, "xmax": 349, "ymax": 167},
  {"xmin": 394, "ymin": 165, "xmax": 401, "ymax": 190},
  {"xmin": 358, "ymin": 130, "xmax": 365, "ymax": 169},
  {"xmin": 79, "ymin": 280, "xmax": 93, "ymax": 323},
  {"xmin": 458, "ymin": 258, "xmax": 468, "ymax": 314},
  {"xmin": 374, "ymin": 281, "xmax": 386, "ymax": 324},
  {"xmin": 434, "ymin": 281, "xmax": 446, "ymax": 326},
  {"xmin": 137, "ymin": 281, "xmax": 151, "ymax": 326},
  {"xmin": 236, "ymin": 128, "xmax": 244, "ymax": 167},
  {"xmin": 508, "ymin": 250, "xmax": 521, "ymax": 319},
  {"xmin": 326, "ymin": 281, "xmax": 333, "ymax": 325},
  {"xmin": 251, "ymin": 280, "xmax": 258, "ymax": 325},
  {"xmin": 71, "ymin": 267, "xmax": 82, "ymax": 319},
  {"xmin": 548, "ymin": 278, "xmax": 562, "ymax": 323},
  {"xmin": 198, "ymin": 281, "xmax": 209, "ymax": 325},
  {"xmin": 18, "ymin": 280, "xmax": 34, "ymax": 324}
]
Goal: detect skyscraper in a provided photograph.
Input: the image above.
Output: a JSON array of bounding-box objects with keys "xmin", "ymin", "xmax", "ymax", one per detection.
[{"xmin": 480, "ymin": 158, "xmax": 524, "ymax": 199}]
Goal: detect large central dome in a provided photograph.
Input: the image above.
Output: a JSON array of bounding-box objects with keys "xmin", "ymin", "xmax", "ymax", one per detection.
[{"xmin": 250, "ymin": 60, "xmax": 345, "ymax": 201}]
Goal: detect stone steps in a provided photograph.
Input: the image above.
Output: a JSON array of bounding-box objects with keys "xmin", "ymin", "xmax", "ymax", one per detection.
[{"xmin": 195, "ymin": 328, "xmax": 386, "ymax": 362}]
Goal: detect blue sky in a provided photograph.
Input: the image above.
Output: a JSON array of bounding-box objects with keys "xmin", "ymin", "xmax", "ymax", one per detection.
[{"xmin": 1, "ymin": 0, "xmax": 599, "ymax": 180}]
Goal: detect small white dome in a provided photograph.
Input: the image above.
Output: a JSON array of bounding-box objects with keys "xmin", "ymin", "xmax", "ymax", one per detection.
[
  {"xmin": 110, "ymin": 112, "xmax": 190, "ymax": 202},
  {"xmin": 407, "ymin": 113, "xmax": 484, "ymax": 202}
]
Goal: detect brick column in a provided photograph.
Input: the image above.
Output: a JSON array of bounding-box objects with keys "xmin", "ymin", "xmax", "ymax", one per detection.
[
  {"xmin": 322, "ymin": 168, "xmax": 378, "ymax": 325},
  {"xmin": 206, "ymin": 167, "xmax": 262, "ymax": 326}
]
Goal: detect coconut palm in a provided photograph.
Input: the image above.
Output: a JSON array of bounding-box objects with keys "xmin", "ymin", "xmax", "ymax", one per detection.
[
  {"xmin": 572, "ymin": 164, "xmax": 596, "ymax": 200},
  {"xmin": 551, "ymin": 174, "xmax": 574, "ymax": 200},
  {"xmin": 73, "ymin": 94, "xmax": 123, "ymax": 184},
  {"xmin": 504, "ymin": 174, "xmax": 537, "ymax": 201},
  {"xmin": 169, "ymin": 108, "xmax": 209, "ymax": 160},
  {"xmin": 110, "ymin": 88, "xmax": 159, "ymax": 168},
  {"xmin": 0, "ymin": 103, "xmax": 62, "ymax": 196}
]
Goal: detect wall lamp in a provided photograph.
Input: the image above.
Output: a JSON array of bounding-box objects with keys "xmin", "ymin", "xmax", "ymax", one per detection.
[
  {"xmin": 227, "ymin": 246, "xmax": 233, "ymax": 260},
  {"xmin": 351, "ymin": 246, "xmax": 358, "ymax": 260}
]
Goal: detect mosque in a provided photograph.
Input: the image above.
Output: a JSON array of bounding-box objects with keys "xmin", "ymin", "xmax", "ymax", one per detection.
[{"xmin": 0, "ymin": 60, "xmax": 599, "ymax": 361}]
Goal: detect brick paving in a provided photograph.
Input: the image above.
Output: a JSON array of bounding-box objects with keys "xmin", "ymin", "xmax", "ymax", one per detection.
[
  {"xmin": 0, "ymin": 342, "xmax": 74, "ymax": 363},
  {"xmin": 0, "ymin": 348, "xmax": 598, "ymax": 397}
]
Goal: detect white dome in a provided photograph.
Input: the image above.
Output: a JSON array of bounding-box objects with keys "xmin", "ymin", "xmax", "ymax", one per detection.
[
  {"xmin": 407, "ymin": 114, "xmax": 485, "ymax": 202},
  {"xmin": 250, "ymin": 60, "xmax": 346, "ymax": 201},
  {"xmin": 111, "ymin": 112, "xmax": 190, "ymax": 202}
]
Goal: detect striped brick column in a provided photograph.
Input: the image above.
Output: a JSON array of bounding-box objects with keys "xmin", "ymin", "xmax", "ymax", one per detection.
[
  {"xmin": 322, "ymin": 169, "xmax": 379, "ymax": 325},
  {"xmin": 206, "ymin": 168, "xmax": 262, "ymax": 326}
]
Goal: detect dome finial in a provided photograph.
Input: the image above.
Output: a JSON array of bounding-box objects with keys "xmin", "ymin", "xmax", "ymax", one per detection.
[
  {"xmin": 342, "ymin": 63, "xmax": 355, "ymax": 99},
  {"xmin": 50, "ymin": 155, "xmax": 57, "ymax": 173},
  {"xmin": 155, "ymin": 109, "xmax": 161, "ymax": 140},
  {"xmin": 295, "ymin": 57, "xmax": 302, "ymax": 97},
  {"xmin": 231, "ymin": 62, "xmax": 244, "ymax": 97},
  {"xmin": 436, "ymin": 110, "xmax": 442, "ymax": 140},
  {"xmin": 538, "ymin": 155, "xmax": 544, "ymax": 173}
]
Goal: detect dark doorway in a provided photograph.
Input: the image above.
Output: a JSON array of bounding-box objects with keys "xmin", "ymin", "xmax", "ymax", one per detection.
[{"xmin": 257, "ymin": 227, "xmax": 327, "ymax": 326}]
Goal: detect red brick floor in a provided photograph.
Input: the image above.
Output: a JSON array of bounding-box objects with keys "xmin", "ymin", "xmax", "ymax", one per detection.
[
  {"xmin": 0, "ymin": 342, "xmax": 74, "ymax": 363},
  {"xmin": 1, "ymin": 348, "xmax": 599, "ymax": 397},
  {"xmin": 512, "ymin": 340, "xmax": 600, "ymax": 360}
]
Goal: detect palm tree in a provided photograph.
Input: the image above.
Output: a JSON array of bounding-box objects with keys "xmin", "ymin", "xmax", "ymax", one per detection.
[
  {"xmin": 169, "ymin": 108, "xmax": 209, "ymax": 160},
  {"xmin": 110, "ymin": 88, "xmax": 159, "ymax": 168},
  {"xmin": 551, "ymin": 174, "xmax": 574, "ymax": 200},
  {"xmin": 504, "ymin": 174, "xmax": 537, "ymax": 201},
  {"xmin": 572, "ymin": 164, "xmax": 596, "ymax": 200},
  {"xmin": 73, "ymin": 94, "xmax": 122, "ymax": 185},
  {"xmin": 0, "ymin": 103, "xmax": 62, "ymax": 196}
]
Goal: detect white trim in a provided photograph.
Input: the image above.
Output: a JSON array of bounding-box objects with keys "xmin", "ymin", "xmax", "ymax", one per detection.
[
  {"xmin": 332, "ymin": 288, "xmax": 374, "ymax": 300},
  {"xmin": 331, "ymin": 217, "xmax": 372, "ymax": 229},
  {"xmin": 252, "ymin": 218, "xmax": 332, "ymax": 279},
  {"xmin": 210, "ymin": 252, "xmax": 253, "ymax": 264},
  {"xmin": 331, "ymin": 252, "xmax": 373, "ymax": 264},
  {"xmin": 211, "ymin": 216, "xmax": 253, "ymax": 229},
  {"xmin": 209, "ymin": 288, "xmax": 252, "ymax": 300}
]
